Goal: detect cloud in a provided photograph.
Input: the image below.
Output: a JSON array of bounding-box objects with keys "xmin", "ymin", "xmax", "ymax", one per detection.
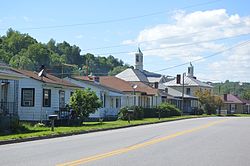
[
  {"xmin": 208, "ymin": 42, "xmax": 250, "ymax": 82},
  {"xmin": 123, "ymin": 9, "xmax": 250, "ymax": 81},
  {"xmin": 75, "ymin": 34, "xmax": 83, "ymax": 39},
  {"xmin": 23, "ymin": 16, "xmax": 31, "ymax": 22}
]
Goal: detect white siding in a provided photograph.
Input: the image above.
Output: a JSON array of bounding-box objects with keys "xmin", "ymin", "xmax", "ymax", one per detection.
[
  {"xmin": 18, "ymin": 78, "xmax": 76, "ymax": 121},
  {"xmin": 64, "ymin": 78, "xmax": 123, "ymax": 118}
]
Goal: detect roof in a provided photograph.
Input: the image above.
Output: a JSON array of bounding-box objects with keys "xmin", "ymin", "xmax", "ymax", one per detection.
[
  {"xmin": 241, "ymin": 98, "xmax": 250, "ymax": 105},
  {"xmin": 0, "ymin": 69, "xmax": 24, "ymax": 80},
  {"xmin": 116, "ymin": 68, "xmax": 149, "ymax": 82},
  {"xmin": 11, "ymin": 68, "xmax": 80, "ymax": 88},
  {"xmin": 99, "ymin": 76, "xmax": 159, "ymax": 96},
  {"xmin": 167, "ymin": 87, "xmax": 198, "ymax": 99},
  {"xmin": 222, "ymin": 94, "xmax": 245, "ymax": 104},
  {"xmin": 130, "ymin": 81, "xmax": 159, "ymax": 95},
  {"xmin": 72, "ymin": 76, "xmax": 123, "ymax": 94},
  {"xmin": 147, "ymin": 77, "xmax": 162, "ymax": 83},
  {"xmin": 164, "ymin": 75, "xmax": 213, "ymax": 88},
  {"xmin": 116, "ymin": 68, "xmax": 165, "ymax": 83}
]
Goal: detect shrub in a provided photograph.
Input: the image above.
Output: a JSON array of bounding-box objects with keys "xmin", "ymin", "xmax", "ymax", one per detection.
[
  {"xmin": 143, "ymin": 108, "xmax": 158, "ymax": 118},
  {"xmin": 70, "ymin": 89, "xmax": 102, "ymax": 119},
  {"xmin": 118, "ymin": 106, "xmax": 144, "ymax": 120},
  {"xmin": 158, "ymin": 103, "xmax": 181, "ymax": 117},
  {"xmin": 118, "ymin": 107, "xmax": 129, "ymax": 120},
  {"xmin": 196, "ymin": 108, "xmax": 204, "ymax": 115}
]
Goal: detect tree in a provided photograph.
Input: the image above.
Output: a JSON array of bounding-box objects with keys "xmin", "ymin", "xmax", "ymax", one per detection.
[
  {"xmin": 108, "ymin": 66, "xmax": 129, "ymax": 76},
  {"xmin": 195, "ymin": 90, "xmax": 223, "ymax": 115},
  {"xmin": 69, "ymin": 89, "xmax": 102, "ymax": 119},
  {"xmin": 56, "ymin": 41, "xmax": 82, "ymax": 66},
  {"xmin": 26, "ymin": 43, "xmax": 51, "ymax": 69},
  {"xmin": 3, "ymin": 28, "xmax": 37, "ymax": 55},
  {"xmin": 9, "ymin": 53, "xmax": 35, "ymax": 70},
  {"xmin": 242, "ymin": 90, "xmax": 250, "ymax": 100},
  {"xmin": 0, "ymin": 49, "xmax": 13, "ymax": 63}
]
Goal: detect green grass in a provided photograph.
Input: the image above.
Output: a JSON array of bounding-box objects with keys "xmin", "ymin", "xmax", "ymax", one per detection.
[
  {"xmin": 226, "ymin": 114, "xmax": 250, "ymax": 117},
  {"xmin": 0, "ymin": 115, "xmax": 215, "ymax": 141}
]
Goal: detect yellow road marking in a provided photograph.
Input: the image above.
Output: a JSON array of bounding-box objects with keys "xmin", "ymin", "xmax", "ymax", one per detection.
[{"xmin": 57, "ymin": 119, "xmax": 228, "ymax": 166}]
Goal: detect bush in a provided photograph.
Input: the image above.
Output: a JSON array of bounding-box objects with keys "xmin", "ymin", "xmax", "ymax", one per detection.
[
  {"xmin": 118, "ymin": 106, "xmax": 144, "ymax": 120},
  {"xmin": 143, "ymin": 108, "xmax": 158, "ymax": 118},
  {"xmin": 196, "ymin": 108, "xmax": 204, "ymax": 115},
  {"xmin": 158, "ymin": 103, "xmax": 181, "ymax": 117}
]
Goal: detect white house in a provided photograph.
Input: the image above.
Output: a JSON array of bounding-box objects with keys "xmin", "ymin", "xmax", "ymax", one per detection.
[
  {"xmin": 115, "ymin": 48, "xmax": 176, "ymax": 107},
  {"xmin": 99, "ymin": 76, "xmax": 162, "ymax": 108},
  {"xmin": 11, "ymin": 68, "xmax": 80, "ymax": 121},
  {"xmin": 64, "ymin": 76, "xmax": 124, "ymax": 119},
  {"xmin": 164, "ymin": 63, "xmax": 212, "ymax": 114},
  {"xmin": 0, "ymin": 65, "xmax": 23, "ymax": 117}
]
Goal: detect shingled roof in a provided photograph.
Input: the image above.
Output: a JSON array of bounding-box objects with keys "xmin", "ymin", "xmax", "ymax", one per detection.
[
  {"xmin": 222, "ymin": 94, "xmax": 245, "ymax": 104},
  {"xmin": 11, "ymin": 68, "xmax": 80, "ymax": 88},
  {"xmin": 164, "ymin": 75, "xmax": 212, "ymax": 88},
  {"xmin": 72, "ymin": 76, "xmax": 123, "ymax": 94},
  {"xmin": 99, "ymin": 76, "xmax": 159, "ymax": 96}
]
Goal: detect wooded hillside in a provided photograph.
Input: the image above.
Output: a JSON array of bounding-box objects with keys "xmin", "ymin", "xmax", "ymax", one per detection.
[
  {"xmin": 0, "ymin": 29, "xmax": 130, "ymax": 77},
  {"xmin": 212, "ymin": 80, "xmax": 250, "ymax": 100}
]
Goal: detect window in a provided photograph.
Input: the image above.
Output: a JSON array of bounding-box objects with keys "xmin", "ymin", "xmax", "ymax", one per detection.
[
  {"xmin": 59, "ymin": 90, "xmax": 65, "ymax": 108},
  {"xmin": 43, "ymin": 89, "xmax": 51, "ymax": 107},
  {"xmin": 136, "ymin": 55, "xmax": 139, "ymax": 62},
  {"xmin": 103, "ymin": 93, "xmax": 106, "ymax": 107},
  {"xmin": 110, "ymin": 98, "xmax": 114, "ymax": 108},
  {"xmin": 138, "ymin": 96, "xmax": 141, "ymax": 106},
  {"xmin": 116, "ymin": 98, "xmax": 120, "ymax": 108},
  {"xmin": 21, "ymin": 88, "xmax": 35, "ymax": 107},
  {"xmin": 186, "ymin": 88, "xmax": 191, "ymax": 95},
  {"xmin": 100, "ymin": 92, "xmax": 106, "ymax": 108}
]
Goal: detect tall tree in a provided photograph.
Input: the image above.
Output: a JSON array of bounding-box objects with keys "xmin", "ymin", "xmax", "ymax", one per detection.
[
  {"xmin": 3, "ymin": 28, "xmax": 37, "ymax": 55},
  {"xmin": 195, "ymin": 90, "xmax": 223, "ymax": 115}
]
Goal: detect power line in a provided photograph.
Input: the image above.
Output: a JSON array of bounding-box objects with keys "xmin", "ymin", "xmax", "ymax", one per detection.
[
  {"xmin": 49, "ymin": 40, "xmax": 250, "ymax": 80},
  {"xmin": 93, "ymin": 32, "xmax": 250, "ymax": 56},
  {"xmin": 82, "ymin": 30, "xmax": 209, "ymax": 51},
  {"xmin": 0, "ymin": 0, "xmax": 222, "ymax": 31},
  {"xmin": 154, "ymin": 40, "xmax": 250, "ymax": 72}
]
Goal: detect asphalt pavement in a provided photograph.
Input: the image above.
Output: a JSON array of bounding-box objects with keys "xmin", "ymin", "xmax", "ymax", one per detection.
[{"xmin": 0, "ymin": 117, "xmax": 250, "ymax": 166}]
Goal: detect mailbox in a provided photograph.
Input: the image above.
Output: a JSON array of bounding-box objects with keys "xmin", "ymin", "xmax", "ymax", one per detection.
[
  {"xmin": 128, "ymin": 110, "xmax": 134, "ymax": 113},
  {"xmin": 48, "ymin": 114, "xmax": 58, "ymax": 131},
  {"xmin": 48, "ymin": 114, "xmax": 58, "ymax": 120}
]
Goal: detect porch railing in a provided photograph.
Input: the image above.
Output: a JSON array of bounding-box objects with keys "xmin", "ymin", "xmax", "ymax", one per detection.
[{"xmin": 0, "ymin": 101, "xmax": 18, "ymax": 117}]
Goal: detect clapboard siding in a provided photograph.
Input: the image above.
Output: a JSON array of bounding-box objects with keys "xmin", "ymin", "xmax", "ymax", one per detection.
[
  {"xmin": 18, "ymin": 78, "xmax": 76, "ymax": 121},
  {"xmin": 64, "ymin": 78, "xmax": 123, "ymax": 118}
]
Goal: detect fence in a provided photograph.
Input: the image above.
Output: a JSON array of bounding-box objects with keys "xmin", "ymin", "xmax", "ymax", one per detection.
[{"xmin": 0, "ymin": 101, "xmax": 18, "ymax": 117}]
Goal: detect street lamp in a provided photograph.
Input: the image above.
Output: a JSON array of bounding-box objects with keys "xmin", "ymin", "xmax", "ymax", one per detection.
[
  {"xmin": 127, "ymin": 84, "xmax": 137, "ymax": 124},
  {"xmin": 132, "ymin": 84, "xmax": 137, "ymax": 108},
  {"xmin": 182, "ymin": 73, "xmax": 186, "ymax": 114}
]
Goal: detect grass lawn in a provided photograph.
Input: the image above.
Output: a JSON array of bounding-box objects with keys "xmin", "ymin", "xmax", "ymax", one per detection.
[
  {"xmin": 0, "ymin": 115, "xmax": 215, "ymax": 141},
  {"xmin": 226, "ymin": 114, "xmax": 250, "ymax": 117}
]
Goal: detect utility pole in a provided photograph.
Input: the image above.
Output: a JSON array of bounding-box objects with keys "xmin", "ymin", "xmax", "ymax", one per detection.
[{"xmin": 182, "ymin": 73, "xmax": 186, "ymax": 113}]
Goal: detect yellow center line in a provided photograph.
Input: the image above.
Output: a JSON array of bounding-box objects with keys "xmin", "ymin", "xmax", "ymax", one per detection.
[{"xmin": 57, "ymin": 119, "xmax": 228, "ymax": 166}]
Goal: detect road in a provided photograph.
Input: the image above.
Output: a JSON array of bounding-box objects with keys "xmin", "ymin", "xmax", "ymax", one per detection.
[{"xmin": 1, "ymin": 117, "xmax": 250, "ymax": 166}]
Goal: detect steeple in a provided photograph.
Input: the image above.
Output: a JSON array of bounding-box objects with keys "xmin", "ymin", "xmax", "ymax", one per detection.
[
  {"xmin": 135, "ymin": 47, "xmax": 143, "ymax": 71},
  {"xmin": 187, "ymin": 62, "xmax": 194, "ymax": 77}
]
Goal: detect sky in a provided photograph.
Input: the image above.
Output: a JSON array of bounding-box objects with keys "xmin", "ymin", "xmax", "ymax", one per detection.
[{"xmin": 0, "ymin": 0, "xmax": 250, "ymax": 82}]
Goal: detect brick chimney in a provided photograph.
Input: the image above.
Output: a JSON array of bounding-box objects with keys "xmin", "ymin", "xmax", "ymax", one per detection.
[
  {"xmin": 223, "ymin": 94, "xmax": 227, "ymax": 101},
  {"xmin": 176, "ymin": 74, "xmax": 181, "ymax": 84},
  {"xmin": 154, "ymin": 82, "xmax": 158, "ymax": 89}
]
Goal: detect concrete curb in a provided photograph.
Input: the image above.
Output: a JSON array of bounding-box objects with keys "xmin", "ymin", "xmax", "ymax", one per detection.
[{"xmin": 0, "ymin": 116, "xmax": 209, "ymax": 145}]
